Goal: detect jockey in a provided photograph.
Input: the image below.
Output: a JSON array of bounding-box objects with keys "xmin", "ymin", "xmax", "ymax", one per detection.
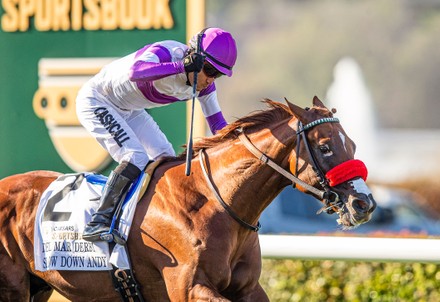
[{"xmin": 76, "ymin": 27, "xmax": 238, "ymax": 242}]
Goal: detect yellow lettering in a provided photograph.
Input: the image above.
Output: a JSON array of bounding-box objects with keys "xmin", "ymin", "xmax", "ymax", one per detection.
[
  {"xmin": 136, "ymin": 0, "xmax": 152, "ymax": 29},
  {"xmin": 154, "ymin": 0, "xmax": 172, "ymax": 29},
  {"xmin": 52, "ymin": 0, "xmax": 70, "ymax": 30},
  {"xmin": 1, "ymin": 0, "xmax": 19, "ymax": 32},
  {"xmin": 118, "ymin": 0, "xmax": 135, "ymax": 30},
  {"xmin": 19, "ymin": 0, "xmax": 34, "ymax": 31},
  {"xmin": 101, "ymin": 0, "xmax": 117, "ymax": 30},
  {"xmin": 71, "ymin": 0, "xmax": 82, "ymax": 30},
  {"xmin": 1, "ymin": 0, "xmax": 176, "ymax": 32},
  {"xmin": 35, "ymin": 0, "xmax": 51, "ymax": 31},
  {"xmin": 83, "ymin": 0, "xmax": 100, "ymax": 30}
]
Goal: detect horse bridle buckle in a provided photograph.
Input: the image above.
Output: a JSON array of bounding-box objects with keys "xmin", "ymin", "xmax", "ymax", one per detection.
[{"xmin": 321, "ymin": 191, "xmax": 341, "ymax": 214}]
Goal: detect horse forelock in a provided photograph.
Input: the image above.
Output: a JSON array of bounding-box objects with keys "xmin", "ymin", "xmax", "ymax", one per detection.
[
  {"xmin": 312, "ymin": 106, "xmax": 334, "ymax": 118},
  {"xmin": 176, "ymin": 100, "xmax": 293, "ymax": 159}
]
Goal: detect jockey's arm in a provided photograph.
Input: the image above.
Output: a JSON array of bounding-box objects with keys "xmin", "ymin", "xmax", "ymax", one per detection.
[
  {"xmin": 128, "ymin": 44, "xmax": 185, "ymax": 82},
  {"xmin": 198, "ymin": 85, "xmax": 228, "ymax": 134}
]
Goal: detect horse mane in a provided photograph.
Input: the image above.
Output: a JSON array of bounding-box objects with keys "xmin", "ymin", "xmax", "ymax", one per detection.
[{"xmin": 175, "ymin": 99, "xmax": 293, "ymax": 160}]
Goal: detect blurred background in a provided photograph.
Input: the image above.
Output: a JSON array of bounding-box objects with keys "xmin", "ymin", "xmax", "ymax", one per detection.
[
  {"xmin": 204, "ymin": 0, "xmax": 440, "ymax": 236},
  {"xmin": 207, "ymin": 0, "xmax": 440, "ymax": 129}
]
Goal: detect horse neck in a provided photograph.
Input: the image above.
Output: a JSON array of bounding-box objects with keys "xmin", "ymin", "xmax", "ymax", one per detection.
[{"xmin": 205, "ymin": 125, "xmax": 295, "ymax": 227}]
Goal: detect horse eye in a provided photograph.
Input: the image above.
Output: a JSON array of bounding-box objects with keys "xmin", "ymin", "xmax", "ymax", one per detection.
[{"xmin": 319, "ymin": 145, "xmax": 331, "ymax": 154}]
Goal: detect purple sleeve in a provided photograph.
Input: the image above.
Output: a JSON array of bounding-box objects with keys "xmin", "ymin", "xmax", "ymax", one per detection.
[
  {"xmin": 206, "ymin": 111, "xmax": 228, "ymax": 134},
  {"xmin": 129, "ymin": 61, "xmax": 184, "ymax": 81},
  {"xmin": 128, "ymin": 44, "xmax": 185, "ymax": 82}
]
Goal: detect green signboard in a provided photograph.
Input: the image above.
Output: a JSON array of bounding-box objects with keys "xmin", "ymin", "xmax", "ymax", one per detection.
[{"xmin": 0, "ymin": 0, "xmax": 199, "ymax": 178}]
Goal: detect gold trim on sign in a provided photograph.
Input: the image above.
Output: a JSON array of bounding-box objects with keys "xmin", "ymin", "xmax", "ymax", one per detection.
[
  {"xmin": 33, "ymin": 58, "xmax": 114, "ymax": 172},
  {"xmin": 38, "ymin": 58, "xmax": 115, "ymax": 76}
]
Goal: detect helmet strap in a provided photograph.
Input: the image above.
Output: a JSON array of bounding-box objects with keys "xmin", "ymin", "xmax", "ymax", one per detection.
[{"xmin": 185, "ymin": 73, "xmax": 191, "ymax": 86}]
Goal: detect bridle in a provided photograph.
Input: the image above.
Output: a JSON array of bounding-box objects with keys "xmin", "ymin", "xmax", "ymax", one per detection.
[
  {"xmin": 237, "ymin": 117, "xmax": 343, "ymax": 215},
  {"xmin": 199, "ymin": 116, "xmax": 367, "ymax": 232},
  {"xmin": 294, "ymin": 118, "xmax": 343, "ymax": 214}
]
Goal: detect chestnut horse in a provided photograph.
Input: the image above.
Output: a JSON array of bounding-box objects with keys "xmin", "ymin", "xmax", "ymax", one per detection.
[{"xmin": 0, "ymin": 97, "xmax": 376, "ymax": 301}]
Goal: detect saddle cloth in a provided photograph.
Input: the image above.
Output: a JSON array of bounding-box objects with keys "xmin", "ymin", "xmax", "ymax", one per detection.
[{"xmin": 34, "ymin": 172, "xmax": 147, "ymax": 272}]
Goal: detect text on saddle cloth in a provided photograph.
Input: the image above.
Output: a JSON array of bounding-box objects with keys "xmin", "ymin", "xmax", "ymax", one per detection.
[{"xmin": 33, "ymin": 169, "xmax": 152, "ymax": 272}]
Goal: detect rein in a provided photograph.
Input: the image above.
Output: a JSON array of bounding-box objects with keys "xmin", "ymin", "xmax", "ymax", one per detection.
[
  {"xmin": 199, "ymin": 149, "xmax": 261, "ymax": 232},
  {"xmin": 236, "ymin": 128, "xmax": 326, "ymax": 199}
]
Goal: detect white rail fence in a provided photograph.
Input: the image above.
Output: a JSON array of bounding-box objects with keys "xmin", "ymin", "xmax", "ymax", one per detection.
[{"xmin": 259, "ymin": 235, "xmax": 440, "ymax": 263}]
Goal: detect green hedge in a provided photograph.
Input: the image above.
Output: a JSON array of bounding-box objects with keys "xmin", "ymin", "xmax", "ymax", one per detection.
[{"xmin": 260, "ymin": 259, "xmax": 440, "ymax": 302}]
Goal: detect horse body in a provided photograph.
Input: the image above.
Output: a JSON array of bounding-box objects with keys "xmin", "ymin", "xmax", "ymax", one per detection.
[
  {"xmin": 0, "ymin": 162, "xmax": 272, "ymax": 301},
  {"xmin": 0, "ymin": 97, "xmax": 376, "ymax": 301}
]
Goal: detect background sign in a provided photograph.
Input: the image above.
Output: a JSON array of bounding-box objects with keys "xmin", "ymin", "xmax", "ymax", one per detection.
[{"xmin": 0, "ymin": 0, "xmax": 204, "ymax": 178}]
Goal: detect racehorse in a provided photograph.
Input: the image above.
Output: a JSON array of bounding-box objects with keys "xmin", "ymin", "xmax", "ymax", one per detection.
[{"xmin": 0, "ymin": 96, "xmax": 376, "ymax": 301}]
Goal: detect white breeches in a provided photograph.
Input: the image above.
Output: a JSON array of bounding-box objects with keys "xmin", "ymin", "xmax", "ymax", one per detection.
[{"xmin": 76, "ymin": 89, "xmax": 175, "ymax": 170}]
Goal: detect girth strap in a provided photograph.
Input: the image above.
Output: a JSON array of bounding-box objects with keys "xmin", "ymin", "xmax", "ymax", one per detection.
[
  {"xmin": 109, "ymin": 244, "xmax": 145, "ymax": 302},
  {"xmin": 111, "ymin": 267, "xmax": 144, "ymax": 302},
  {"xmin": 112, "ymin": 267, "xmax": 144, "ymax": 302}
]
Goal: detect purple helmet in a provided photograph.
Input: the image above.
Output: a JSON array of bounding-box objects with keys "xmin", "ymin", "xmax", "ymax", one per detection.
[{"xmin": 189, "ymin": 28, "xmax": 237, "ymax": 77}]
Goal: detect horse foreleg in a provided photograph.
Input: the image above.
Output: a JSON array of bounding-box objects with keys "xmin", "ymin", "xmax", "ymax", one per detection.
[
  {"xmin": 31, "ymin": 289, "xmax": 53, "ymax": 302},
  {"xmin": 0, "ymin": 245, "xmax": 30, "ymax": 301},
  {"xmin": 29, "ymin": 274, "xmax": 53, "ymax": 302},
  {"xmin": 233, "ymin": 283, "xmax": 269, "ymax": 302}
]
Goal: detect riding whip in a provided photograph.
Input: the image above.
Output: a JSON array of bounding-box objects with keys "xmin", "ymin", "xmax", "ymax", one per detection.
[{"xmin": 185, "ymin": 31, "xmax": 204, "ymax": 176}]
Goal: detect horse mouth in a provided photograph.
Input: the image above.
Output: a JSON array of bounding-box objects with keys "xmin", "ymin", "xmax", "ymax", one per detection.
[
  {"xmin": 336, "ymin": 216, "xmax": 359, "ymax": 230},
  {"xmin": 336, "ymin": 209, "xmax": 372, "ymax": 230},
  {"xmin": 335, "ymin": 191, "xmax": 376, "ymax": 230},
  {"xmin": 336, "ymin": 214, "xmax": 357, "ymax": 230}
]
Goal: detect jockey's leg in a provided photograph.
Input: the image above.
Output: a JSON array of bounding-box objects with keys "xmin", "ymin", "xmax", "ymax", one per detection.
[{"xmin": 83, "ymin": 161, "xmax": 141, "ymax": 242}]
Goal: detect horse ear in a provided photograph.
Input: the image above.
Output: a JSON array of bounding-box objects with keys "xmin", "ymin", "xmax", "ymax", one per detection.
[
  {"xmin": 284, "ymin": 97, "xmax": 308, "ymax": 122},
  {"xmin": 312, "ymin": 96, "xmax": 328, "ymax": 109}
]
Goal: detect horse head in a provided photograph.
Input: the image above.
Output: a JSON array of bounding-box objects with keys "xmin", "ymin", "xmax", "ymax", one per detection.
[
  {"xmin": 190, "ymin": 95, "xmax": 376, "ymax": 232},
  {"xmin": 286, "ymin": 96, "xmax": 376, "ymax": 229}
]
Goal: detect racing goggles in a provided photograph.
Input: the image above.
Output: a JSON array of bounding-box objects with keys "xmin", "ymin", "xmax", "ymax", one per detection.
[{"xmin": 203, "ymin": 62, "xmax": 224, "ymax": 79}]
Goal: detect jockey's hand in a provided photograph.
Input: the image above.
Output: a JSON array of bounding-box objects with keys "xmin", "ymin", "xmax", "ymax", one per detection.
[{"xmin": 183, "ymin": 53, "xmax": 205, "ymax": 73}]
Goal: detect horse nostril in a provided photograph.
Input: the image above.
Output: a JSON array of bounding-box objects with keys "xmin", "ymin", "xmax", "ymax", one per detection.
[{"xmin": 352, "ymin": 198, "xmax": 370, "ymax": 213}]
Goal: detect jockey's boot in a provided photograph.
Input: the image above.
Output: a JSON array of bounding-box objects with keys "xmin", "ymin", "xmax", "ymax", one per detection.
[{"xmin": 82, "ymin": 161, "xmax": 141, "ymax": 242}]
